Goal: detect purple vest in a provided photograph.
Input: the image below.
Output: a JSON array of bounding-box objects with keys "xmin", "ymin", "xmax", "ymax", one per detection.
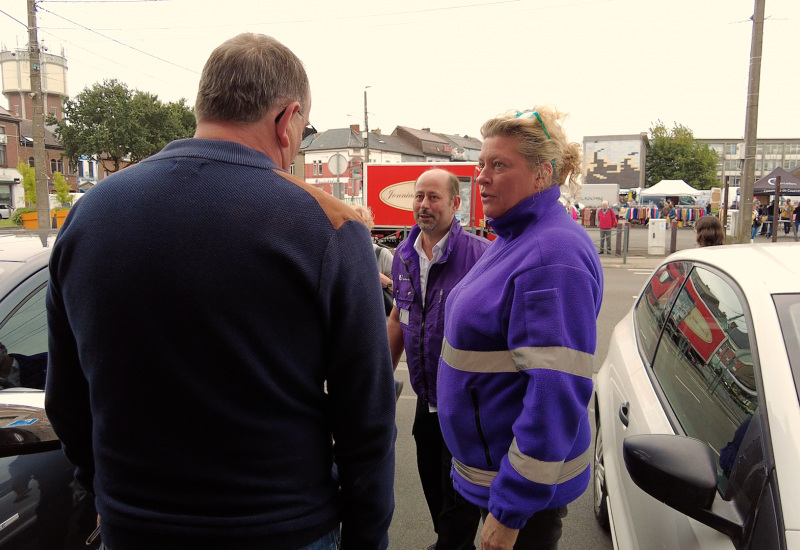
[{"xmin": 391, "ymin": 219, "xmax": 489, "ymax": 406}]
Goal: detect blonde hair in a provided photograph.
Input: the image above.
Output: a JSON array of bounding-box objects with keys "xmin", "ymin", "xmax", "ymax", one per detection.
[
  {"xmin": 480, "ymin": 106, "xmax": 582, "ymax": 199},
  {"xmin": 351, "ymin": 204, "xmax": 375, "ymax": 231}
]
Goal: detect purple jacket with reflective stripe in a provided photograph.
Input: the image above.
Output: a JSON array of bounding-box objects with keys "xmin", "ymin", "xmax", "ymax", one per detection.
[
  {"xmin": 392, "ymin": 219, "xmax": 489, "ymax": 407},
  {"xmin": 437, "ymin": 186, "xmax": 603, "ymax": 529}
]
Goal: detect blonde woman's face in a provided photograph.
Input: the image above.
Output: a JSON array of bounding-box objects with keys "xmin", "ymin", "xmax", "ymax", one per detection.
[{"xmin": 477, "ymin": 136, "xmax": 545, "ymax": 219}]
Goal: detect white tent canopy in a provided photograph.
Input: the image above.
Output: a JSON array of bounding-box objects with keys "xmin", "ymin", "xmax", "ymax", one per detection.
[{"xmin": 639, "ymin": 179, "xmax": 701, "ymax": 197}]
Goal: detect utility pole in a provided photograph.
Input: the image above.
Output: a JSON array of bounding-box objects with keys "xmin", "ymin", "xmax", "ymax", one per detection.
[
  {"xmin": 736, "ymin": 0, "xmax": 765, "ymax": 244},
  {"xmin": 27, "ymin": 0, "xmax": 50, "ymax": 232}
]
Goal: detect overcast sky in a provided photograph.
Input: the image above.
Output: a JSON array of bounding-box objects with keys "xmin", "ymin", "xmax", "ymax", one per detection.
[{"xmin": 1, "ymin": 0, "xmax": 798, "ymax": 145}]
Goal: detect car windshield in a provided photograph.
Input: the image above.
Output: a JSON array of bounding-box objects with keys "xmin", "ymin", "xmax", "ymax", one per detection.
[{"xmin": 774, "ymin": 293, "xmax": 800, "ymax": 404}]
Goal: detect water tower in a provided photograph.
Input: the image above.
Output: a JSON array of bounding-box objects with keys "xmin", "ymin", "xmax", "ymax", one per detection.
[{"xmin": 0, "ymin": 42, "xmax": 68, "ymax": 120}]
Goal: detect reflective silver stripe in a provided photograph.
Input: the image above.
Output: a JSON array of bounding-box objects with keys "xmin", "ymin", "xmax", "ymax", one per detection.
[
  {"xmin": 452, "ymin": 442, "xmax": 591, "ymax": 488},
  {"xmin": 441, "ymin": 339, "xmax": 594, "ymax": 379},
  {"xmin": 441, "ymin": 339, "xmax": 515, "ymax": 373},
  {"xmin": 508, "ymin": 438, "xmax": 592, "ymax": 485},
  {"xmin": 453, "ymin": 457, "xmax": 496, "ymax": 487},
  {"xmin": 511, "ymin": 347, "xmax": 594, "ymax": 379}
]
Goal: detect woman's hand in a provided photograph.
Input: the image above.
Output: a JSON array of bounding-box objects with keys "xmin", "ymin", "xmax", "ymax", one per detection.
[
  {"xmin": 379, "ymin": 273, "xmax": 392, "ymax": 288},
  {"xmin": 481, "ymin": 513, "xmax": 519, "ymax": 550}
]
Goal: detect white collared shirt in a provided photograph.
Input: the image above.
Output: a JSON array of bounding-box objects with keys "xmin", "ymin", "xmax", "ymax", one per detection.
[{"xmin": 413, "ymin": 231, "xmax": 449, "ymax": 307}]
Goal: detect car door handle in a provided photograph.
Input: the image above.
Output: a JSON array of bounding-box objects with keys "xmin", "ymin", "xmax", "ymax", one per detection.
[{"xmin": 618, "ymin": 402, "xmax": 630, "ymax": 427}]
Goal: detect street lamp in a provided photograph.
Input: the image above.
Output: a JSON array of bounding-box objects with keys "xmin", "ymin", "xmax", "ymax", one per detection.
[{"xmin": 364, "ymin": 86, "xmax": 371, "ymax": 165}]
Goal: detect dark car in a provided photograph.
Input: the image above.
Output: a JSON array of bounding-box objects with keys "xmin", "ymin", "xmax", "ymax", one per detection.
[{"xmin": 0, "ymin": 233, "xmax": 98, "ymax": 549}]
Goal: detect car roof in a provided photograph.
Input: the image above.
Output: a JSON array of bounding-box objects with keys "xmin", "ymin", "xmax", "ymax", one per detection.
[
  {"xmin": 664, "ymin": 243, "xmax": 800, "ymax": 295},
  {"xmin": 0, "ymin": 233, "xmax": 55, "ymax": 299}
]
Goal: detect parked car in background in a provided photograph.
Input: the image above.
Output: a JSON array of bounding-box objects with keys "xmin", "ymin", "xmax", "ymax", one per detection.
[
  {"xmin": 594, "ymin": 243, "xmax": 800, "ymax": 549},
  {"xmin": 0, "ymin": 233, "xmax": 99, "ymax": 549},
  {"xmin": 0, "ymin": 205, "xmax": 12, "ymax": 219}
]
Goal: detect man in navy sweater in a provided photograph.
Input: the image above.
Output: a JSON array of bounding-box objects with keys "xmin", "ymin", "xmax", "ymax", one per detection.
[{"xmin": 45, "ymin": 33, "xmax": 395, "ymax": 550}]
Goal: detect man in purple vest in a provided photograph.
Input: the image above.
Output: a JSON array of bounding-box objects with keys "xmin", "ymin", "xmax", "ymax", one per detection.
[{"xmin": 388, "ymin": 169, "xmax": 488, "ymax": 550}]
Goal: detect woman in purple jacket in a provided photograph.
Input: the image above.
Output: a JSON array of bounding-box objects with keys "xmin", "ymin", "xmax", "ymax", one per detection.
[{"xmin": 437, "ymin": 107, "xmax": 603, "ymax": 550}]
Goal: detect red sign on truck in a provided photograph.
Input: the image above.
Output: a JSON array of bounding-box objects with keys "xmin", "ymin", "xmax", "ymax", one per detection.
[{"xmin": 364, "ymin": 163, "xmax": 487, "ymax": 239}]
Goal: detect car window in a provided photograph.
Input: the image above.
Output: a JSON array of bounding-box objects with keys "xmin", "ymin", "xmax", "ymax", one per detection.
[
  {"xmin": 774, "ymin": 294, "xmax": 800, "ymax": 404},
  {"xmin": 651, "ymin": 266, "xmax": 758, "ymax": 494},
  {"xmin": 634, "ymin": 261, "xmax": 690, "ymax": 364},
  {"xmin": 0, "ymin": 283, "xmax": 48, "ymax": 390}
]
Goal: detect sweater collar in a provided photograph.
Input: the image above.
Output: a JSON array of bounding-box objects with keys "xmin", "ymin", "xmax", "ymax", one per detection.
[
  {"xmin": 152, "ymin": 138, "xmax": 283, "ymax": 172},
  {"xmin": 487, "ymin": 185, "xmax": 561, "ymax": 240}
]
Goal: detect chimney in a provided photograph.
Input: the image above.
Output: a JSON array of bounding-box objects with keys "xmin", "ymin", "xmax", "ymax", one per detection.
[
  {"xmin": 374, "ymin": 128, "xmax": 381, "ymax": 135},
  {"xmin": 350, "ymin": 124, "xmax": 360, "ymax": 133},
  {"xmin": 422, "ymin": 128, "xmax": 431, "ymax": 132}
]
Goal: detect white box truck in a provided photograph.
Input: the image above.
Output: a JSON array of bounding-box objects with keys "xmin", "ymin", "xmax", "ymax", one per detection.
[{"xmin": 579, "ymin": 183, "xmax": 621, "ymax": 208}]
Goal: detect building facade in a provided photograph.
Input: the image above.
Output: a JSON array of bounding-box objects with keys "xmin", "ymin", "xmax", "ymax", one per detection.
[
  {"xmin": 583, "ymin": 134, "xmax": 648, "ymax": 190},
  {"xmin": 700, "ymin": 138, "xmax": 800, "ymax": 187},
  {"xmin": 583, "ymin": 134, "xmax": 800, "ymax": 192}
]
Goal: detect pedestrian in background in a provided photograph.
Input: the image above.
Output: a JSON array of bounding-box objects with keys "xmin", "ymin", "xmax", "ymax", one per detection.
[
  {"xmin": 751, "ymin": 203, "xmax": 762, "ymax": 242},
  {"xmin": 46, "ymin": 33, "xmax": 395, "ymax": 550},
  {"xmin": 695, "ymin": 215, "xmax": 724, "ymax": 247},
  {"xmin": 387, "ymin": 168, "xmax": 488, "ymax": 550},
  {"xmin": 795, "ymin": 202, "xmax": 800, "ymax": 235},
  {"xmin": 782, "ymin": 199, "xmax": 794, "ymax": 235},
  {"xmin": 596, "ymin": 200, "xmax": 616, "ymax": 254},
  {"xmin": 438, "ymin": 107, "xmax": 602, "ymax": 550},
  {"xmin": 352, "ymin": 204, "xmax": 394, "ymax": 306}
]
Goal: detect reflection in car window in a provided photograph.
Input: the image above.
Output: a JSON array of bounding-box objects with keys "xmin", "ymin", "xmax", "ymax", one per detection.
[
  {"xmin": 634, "ymin": 262, "xmax": 689, "ymax": 364},
  {"xmin": 651, "ymin": 266, "xmax": 758, "ymax": 492},
  {"xmin": 0, "ymin": 284, "xmax": 48, "ymax": 390}
]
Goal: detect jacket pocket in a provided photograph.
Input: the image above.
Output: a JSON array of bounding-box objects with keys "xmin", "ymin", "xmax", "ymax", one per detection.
[{"xmin": 470, "ymin": 388, "xmax": 493, "ymax": 468}]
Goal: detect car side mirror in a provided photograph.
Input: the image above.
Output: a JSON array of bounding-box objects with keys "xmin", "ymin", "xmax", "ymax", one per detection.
[{"xmin": 623, "ymin": 434, "xmax": 745, "ymax": 547}]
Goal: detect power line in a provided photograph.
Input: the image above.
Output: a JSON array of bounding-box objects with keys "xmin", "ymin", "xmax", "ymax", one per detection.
[
  {"xmin": 37, "ymin": 5, "xmax": 199, "ymax": 74},
  {"xmin": 0, "ymin": 9, "xmax": 28, "ymax": 28},
  {"xmin": 41, "ymin": 1, "xmax": 169, "ymax": 3}
]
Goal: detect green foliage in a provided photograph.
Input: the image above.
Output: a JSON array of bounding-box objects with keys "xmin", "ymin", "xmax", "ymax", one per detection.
[
  {"xmin": 16, "ymin": 161, "xmax": 36, "ymax": 206},
  {"xmin": 49, "ymin": 79, "xmax": 196, "ymax": 173},
  {"xmin": 646, "ymin": 121, "xmax": 719, "ymax": 190},
  {"xmin": 53, "ymin": 171, "xmax": 72, "ymax": 205},
  {"xmin": 10, "ymin": 208, "xmax": 36, "ymax": 227}
]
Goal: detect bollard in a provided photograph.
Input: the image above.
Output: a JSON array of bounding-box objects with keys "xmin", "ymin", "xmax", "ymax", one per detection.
[
  {"xmin": 615, "ymin": 223, "xmax": 623, "ymax": 256},
  {"xmin": 669, "ymin": 223, "xmax": 678, "ymax": 254},
  {"xmin": 623, "ymin": 224, "xmax": 629, "ymax": 265},
  {"xmin": 52, "ymin": 213, "xmax": 58, "ymax": 229}
]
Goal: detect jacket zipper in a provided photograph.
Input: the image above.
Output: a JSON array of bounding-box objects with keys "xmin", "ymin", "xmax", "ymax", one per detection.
[{"xmin": 470, "ymin": 388, "xmax": 493, "ymax": 467}]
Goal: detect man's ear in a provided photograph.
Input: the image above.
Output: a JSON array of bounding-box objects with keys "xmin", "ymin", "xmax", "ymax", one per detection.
[
  {"xmin": 452, "ymin": 195, "xmax": 462, "ymax": 211},
  {"xmin": 275, "ymin": 102, "xmax": 300, "ymax": 148}
]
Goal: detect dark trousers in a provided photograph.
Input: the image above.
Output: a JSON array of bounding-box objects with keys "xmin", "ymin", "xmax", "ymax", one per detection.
[
  {"xmin": 413, "ymin": 396, "xmax": 481, "ymax": 550},
  {"xmin": 479, "ymin": 506, "xmax": 567, "ymax": 550}
]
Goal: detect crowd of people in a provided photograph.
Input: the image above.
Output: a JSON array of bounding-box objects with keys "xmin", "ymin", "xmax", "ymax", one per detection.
[
  {"xmin": 40, "ymin": 31, "xmax": 796, "ymax": 550},
  {"xmin": 751, "ymin": 198, "xmax": 797, "ymax": 241}
]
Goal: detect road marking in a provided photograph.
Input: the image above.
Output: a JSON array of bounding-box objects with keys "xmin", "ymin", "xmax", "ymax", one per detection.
[
  {"xmin": 676, "ymin": 375, "xmax": 701, "ymax": 403},
  {"xmin": 633, "ymin": 271, "xmax": 652, "ymax": 275}
]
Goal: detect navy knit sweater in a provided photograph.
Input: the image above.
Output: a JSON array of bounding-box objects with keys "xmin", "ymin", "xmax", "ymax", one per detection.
[{"xmin": 45, "ymin": 139, "xmax": 396, "ymax": 549}]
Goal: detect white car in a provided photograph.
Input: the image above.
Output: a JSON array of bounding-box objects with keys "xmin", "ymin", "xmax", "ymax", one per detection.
[
  {"xmin": 0, "ymin": 205, "xmax": 11, "ymax": 219},
  {"xmin": 594, "ymin": 243, "xmax": 800, "ymax": 550}
]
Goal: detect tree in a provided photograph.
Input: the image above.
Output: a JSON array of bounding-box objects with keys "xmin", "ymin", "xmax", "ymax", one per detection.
[
  {"xmin": 50, "ymin": 79, "xmax": 196, "ymax": 174},
  {"xmin": 646, "ymin": 121, "xmax": 719, "ymax": 190},
  {"xmin": 16, "ymin": 161, "xmax": 36, "ymax": 205},
  {"xmin": 53, "ymin": 171, "xmax": 72, "ymax": 205}
]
